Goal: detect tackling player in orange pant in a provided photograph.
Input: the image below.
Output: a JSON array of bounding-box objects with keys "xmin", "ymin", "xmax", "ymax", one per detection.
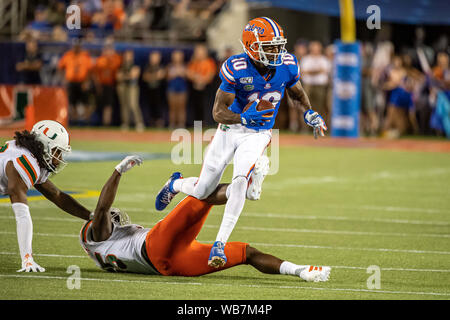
[{"xmin": 79, "ymin": 155, "xmax": 330, "ymax": 282}]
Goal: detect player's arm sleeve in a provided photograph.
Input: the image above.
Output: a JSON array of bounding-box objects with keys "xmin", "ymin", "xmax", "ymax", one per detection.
[
  {"xmin": 12, "ymin": 155, "xmax": 39, "ymax": 190},
  {"xmin": 219, "ymin": 60, "xmax": 237, "ymax": 94},
  {"xmin": 285, "ymin": 54, "xmax": 301, "ymax": 88}
]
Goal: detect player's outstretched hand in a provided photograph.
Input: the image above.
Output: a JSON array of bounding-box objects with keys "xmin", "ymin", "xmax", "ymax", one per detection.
[
  {"xmin": 115, "ymin": 155, "xmax": 143, "ymax": 175},
  {"xmin": 304, "ymin": 109, "xmax": 328, "ymax": 139},
  {"xmin": 241, "ymin": 99, "xmax": 274, "ymax": 128},
  {"xmin": 17, "ymin": 255, "xmax": 45, "ymax": 272}
]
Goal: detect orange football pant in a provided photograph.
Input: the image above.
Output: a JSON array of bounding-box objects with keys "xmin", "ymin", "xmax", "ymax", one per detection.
[{"xmin": 145, "ymin": 196, "xmax": 248, "ymax": 276}]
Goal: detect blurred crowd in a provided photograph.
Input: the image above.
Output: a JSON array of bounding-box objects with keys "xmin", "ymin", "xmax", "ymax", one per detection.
[
  {"xmin": 15, "ymin": 34, "xmax": 450, "ymax": 136},
  {"xmin": 289, "ymin": 33, "xmax": 450, "ymax": 138},
  {"xmin": 12, "ymin": 0, "xmax": 450, "ymax": 137},
  {"xmin": 16, "ymin": 37, "xmax": 221, "ymax": 130},
  {"xmin": 19, "ymin": 0, "xmax": 227, "ymax": 43}
]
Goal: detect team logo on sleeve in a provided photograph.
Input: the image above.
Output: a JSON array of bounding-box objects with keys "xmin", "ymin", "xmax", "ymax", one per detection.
[{"xmin": 244, "ymin": 85, "xmax": 254, "ymax": 91}]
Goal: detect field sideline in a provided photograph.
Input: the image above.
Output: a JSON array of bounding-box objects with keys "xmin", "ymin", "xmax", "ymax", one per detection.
[{"xmin": 0, "ymin": 129, "xmax": 449, "ymax": 300}]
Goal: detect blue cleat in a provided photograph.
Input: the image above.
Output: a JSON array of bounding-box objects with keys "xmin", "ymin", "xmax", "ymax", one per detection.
[
  {"xmin": 208, "ymin": 241, "xmax": 227, "ymax": 268},
  {"xmin": 155, "ymin": 172, "xmax": 183, "ymax": 211}
]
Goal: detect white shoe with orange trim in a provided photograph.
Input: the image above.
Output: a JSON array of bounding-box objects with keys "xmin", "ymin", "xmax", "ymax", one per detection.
[
  {"xmin": 246, "ymin": 155, "xmax": 270, "ymax": 201},
  {"xmin": 299, "ymin": 265, "xmax": 331, "ymax": 282},
  {"xmin": 17, "ymin": 254, "xmax": 46, "ymax": 272}
]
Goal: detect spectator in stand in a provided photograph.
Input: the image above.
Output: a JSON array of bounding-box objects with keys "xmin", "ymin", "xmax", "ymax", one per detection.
[
  {"xmin": 111, "ymin": 0, "xmax": 127, "ymax": 30},
  {"xmin": 90, "ymin": 11, "xmax": 115, "ymax": 38},
  {"xmin": 52, "ymin": 25, "xmax": 68, "ymax": 42},
  {"xmin": 149, "ymin": 0, "xmax": 172, "ymax": 30},
  {"xmin": 361, "ymin": 42, "xmax": 379, "ymax": 136},
  {"xmin": 116, "ymin": 50, "xmax": 145, "ymax": 132},
  {"xmin": 288, "ymin": 39, "xmax": 309, "ymax": 132},
  {"xmin": 187, "ymin": 44, "xmax": 216, "ymax": 125},
  {"xmin": 166, "ymin": 50, "xmax": 188, "ymax": 128},
  {"xmin": 294, "ymin": 39, "xmax": 308, "ymax": 61},
  {"xmin": 171, "ymin": 0, "xmax": 225, "ymax": 39},
  {"xmin": 381, "ymin": 55, "xmax": 419, "ymax": 138},
  {"xmin": 300, "ymin": 41, "xmax": 331, "ymax": 126},
  {"xmin": 94, "ymin": 42, "xmax": 122, "ymax": 126},
  {"xmin": 371, "ymin": 41, "xmax": 394, "ymax": 122},
  {"xmin": 81, "ymin": 0, "xmax": 103, "ymax": 15},
  {"xmin": 430, "ymin": 52, "xmax": 450, "ymax": 137},
  {"xmin": 324, "ymin": 44, "xmax": 335, "ymax": 131},
  {"xmin": 16, "ymin": 39, "xmax": 43, "ymax": 85},
  {"xmin": 58, "ymin": 40, "xmax": 94, "ymax": 125},
  {"xmin": 128, "ymin": 1, "xmax": 152, "ymax": 31},
  {"xmin": 143, "ymin": 51, "xmax": 166, "ymax": 128},
  {"xmin": 46, "ymin": 0, "xmax": 66, "ymax": 26},
  {"xmin": 28, "ymin": 5, "xmax": 52, "ymax": 33},
  {"xmin": 402, "ymin": 53, "xmax": 427, "ymax": 134},
  {"xmin": 432, "ymin": 52, "xmax": 450, "ymax": 90}
]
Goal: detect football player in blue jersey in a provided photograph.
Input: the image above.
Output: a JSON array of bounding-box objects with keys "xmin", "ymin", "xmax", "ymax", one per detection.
[{"xmin": 156, "ymin": 17, "xmax": 327, "ymax": 268}]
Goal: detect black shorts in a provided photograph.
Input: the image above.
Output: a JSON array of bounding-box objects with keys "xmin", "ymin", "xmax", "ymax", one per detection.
[
  {"xmin": 99, "ymin": 84, "xmax": 115, "ymax": 108},
  {"xmin": 67, "ymin": 82, "xmax": 88, "ymax": 106}
]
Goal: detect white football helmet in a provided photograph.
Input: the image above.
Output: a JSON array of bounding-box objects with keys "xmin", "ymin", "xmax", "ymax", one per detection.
[
  {"xmin": 110, "ymin": 208, "xmax": 131, "ymax": 226},
  {"xmin": 31, "ymin": 120, "xmax": 71, "ymax": 173}
]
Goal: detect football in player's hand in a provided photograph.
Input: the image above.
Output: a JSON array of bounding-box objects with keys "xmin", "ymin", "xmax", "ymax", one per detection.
[{"xmin": 244, "ymin": 100, "xmax": 275, "ymax": 118}]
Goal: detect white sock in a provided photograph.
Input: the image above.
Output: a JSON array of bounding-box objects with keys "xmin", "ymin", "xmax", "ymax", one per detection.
[
  {"xmin": 226, "ymin": 184, "xmax": 231, "ymax": 199},
  {"xmin": 172, "ymin": 177, "xmax": 198, "ymax": 195},
  {"xmin": 216, "ymin": 176, "xmax": 247, "ymax": 243},
  {"xmin": 279, "ymin": 261, "xmax": 308, "ymax": 276},
  {"xmin": 12, "ymin": 203, "xmax": 33, "ymax": 260}
]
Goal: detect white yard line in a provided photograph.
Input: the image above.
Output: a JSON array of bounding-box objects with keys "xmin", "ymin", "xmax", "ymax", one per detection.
[
  {"xmin": 0, "ymin": 273, "xmax": 449, "ymax": 297},
  {"xmin": 329, "ymin": 265, "xmax": 450, "ymax": 273},
  {"xmin": 267, "ymin": 168, "xmax": 450, "ymax": 190},
  {"xmin": 1, "ymin": 219, "xmax": 449, "ymax": 240},
  {"xmin": 202, "ymin": 225, "xmax": 450, "ymax": 238},
  {"xmin": 2, "ymin": 250, "xmax": 448, "ymax": 273},
  {"xmin": 248, "ymin": 242, "xmax": 450, "ymax": 255},
  {"xmin": 0, "ymin": 251, "xmax": 87, "ymax": 258},
  {"xmin": 4, "ymin": 251, "xmax": 450, "ymax": 273},
  {"xmin": 1, "ymin": 211, "xmax": 449, "ymax": 228},
  {"xmin": 324, "ymin": 204, "xmax": 450, "ymax": 215},
  {"xmin": 242, "ymin": 212, "xmax": 450, "ymax": 226},
  {"xmin": 1, "ymin": 225, "xmax": 450, "ymax": 255}
]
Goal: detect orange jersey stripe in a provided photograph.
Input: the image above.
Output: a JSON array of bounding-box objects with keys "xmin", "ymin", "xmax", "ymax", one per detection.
[
  {"xmin": 16, "ymin": 158, "xmax": 34, "ymax": 186},
  {"xmin": 80, "ymin": 220, "xmax": 93, "ymax": 243},
  {"xmin": 220, "ymin": 69, "xmax": 235, "ymax": 85},
  {"xmin": 21, "ymin": 155, "xmax": 37, "ymax": 180}
]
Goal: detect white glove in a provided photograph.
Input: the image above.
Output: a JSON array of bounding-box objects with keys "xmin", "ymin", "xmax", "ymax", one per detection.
[
  {"xmin": 304, "ymin": 109, "xmax": 328, "ymax": 139},
  {"xmin": 17, "ymin": 254, "xmax": 45, "ymax": 272},
  {"xmin": 115, "ymin": 155, "xmax": 143, "ymax": 174}
]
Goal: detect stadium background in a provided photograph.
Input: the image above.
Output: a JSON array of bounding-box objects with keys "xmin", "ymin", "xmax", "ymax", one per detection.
[{"xmin": 0, "ymin": 0, "xmax": 449, "ymax": 301}]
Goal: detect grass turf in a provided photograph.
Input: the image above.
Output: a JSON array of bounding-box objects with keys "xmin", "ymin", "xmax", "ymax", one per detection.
[{"xmin": 0, "ymin": 137, "xmax": 449, "ymax": 300}]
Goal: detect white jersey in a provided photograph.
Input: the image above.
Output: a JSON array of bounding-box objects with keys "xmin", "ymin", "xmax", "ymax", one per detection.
[
  {"xmin": 79, "ymin": 220, "xmax": 160, "ymax": 275},
  {"xmin": 0, "ymin": 140, "xmax": 50, "ymax": 195}
]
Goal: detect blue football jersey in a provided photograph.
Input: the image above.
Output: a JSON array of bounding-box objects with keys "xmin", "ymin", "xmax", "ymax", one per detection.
[{"xmin": 219, "ymin": 52, "xmax": 300, "ymax": 129}]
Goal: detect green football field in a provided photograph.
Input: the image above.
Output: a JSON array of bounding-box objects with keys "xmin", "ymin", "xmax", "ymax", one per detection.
[{"xmin": 0, "ymin": 134, "xmax": 449, "ymax": 300}]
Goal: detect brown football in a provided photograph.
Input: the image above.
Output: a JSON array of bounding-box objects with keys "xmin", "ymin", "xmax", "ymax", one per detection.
[{"xmin": 243, "ymin": 99, "xmax": 275, "ymax": 118}]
